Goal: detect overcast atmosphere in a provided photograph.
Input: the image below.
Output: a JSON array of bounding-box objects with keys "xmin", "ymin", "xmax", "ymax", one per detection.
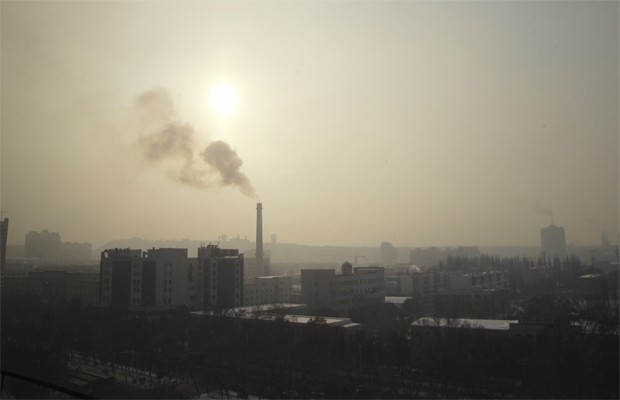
[{"xmin": 1, "ymin": 1, "xmax": 618, "ymax": 248}]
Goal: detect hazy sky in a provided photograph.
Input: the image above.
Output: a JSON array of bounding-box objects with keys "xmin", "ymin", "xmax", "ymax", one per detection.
[{"xmin": 1, "ymin": 1, "xmax": 618, "ymax": 248}]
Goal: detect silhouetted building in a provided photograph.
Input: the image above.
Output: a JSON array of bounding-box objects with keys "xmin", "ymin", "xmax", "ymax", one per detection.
[
  {"xmin": 60, "ymin": 241, "xmax": 93, "ymax": 260},
  {"xmin": 301, "ymin": 266, "xmax": 385, "ymax": 316},
  {"xmin": 25, "ymin": 230, "xmax": 61, "ymax": 259},
  {"xmin": 341, "ymin": 261, "xmax": 353, "ymax": 275},
  {"xmin": 1, "ymin": 270, "xmax": 99, "ymax": 304},
  {"xmin": 436, "ymin": 271, "xmax": 509, "ymax": 318},
  {"xmin": 409, "ymin": 247, "xmax": 443, "ymax": 268},
  {"xmin": 301, "ymin": 269, "xmax": 334, "ymax": 310},
  {"xmin": 601, "ymin": 231, "xmax": 611, "ymax": 248},
  {"xmin": 591, "ymin": 248, "xmax": 619, "ymax": 275},
  {"xmin": 100, "ymin": 248, "xmax": 142, "ymax": 310},
  {"xmin": 0, "ymin": 218, "xmax": 8, "ymax": 271},
  {"xmin": 399, "ymin": 270, "xmax": 449, "ymax": 312},
  {"xmin": 100, "ymin": 245, "xmax": 244, "ymax": 311},
  {"xmin": 540, "ymin": 225, "xmax": 567, "ymax": 257},
  {"xmin": 380, "ymin": 242, "xmax": 397, "ymax": 266},
  {"xmin": 198, "ymin": 244, "xmax": 244, "ymax": 310},
  {"xmin": 25, "ymin": 229, "xmax": 92, "ymax": 261}
]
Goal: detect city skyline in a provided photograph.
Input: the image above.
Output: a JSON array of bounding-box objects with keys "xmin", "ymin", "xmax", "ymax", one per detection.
[{"xmin": 2, "ymin": 2, "xmax": 618, "ymax": 248}]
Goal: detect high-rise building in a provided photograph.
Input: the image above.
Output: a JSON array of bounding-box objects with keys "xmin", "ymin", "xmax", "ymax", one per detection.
[
  {"xmin": 25, "ymin": 230, "xmax": 62, "ymax": 259},
  {"xmin": 100, "ymin": 248, "xmax": 142, "ymax": 310},
  {"xmin": 140, "ymin": 248, "xmax": 191, "ymax": 308},
  {"xmin": 197, "ymin": 244, "xmax": 244, "ymax": 310},
  {"xmin": 409, "ymin": 247, "xmax": 443, "ymax": 268},
  {"xmin": 380, "ymin": 242, "xmax": 397, "ymax": 266},
  {"xmin": 24, "ymin": 229, "xmax": 91, "ymax": 261},
  {"xmin": 300, "ymin": 269, "xmax": 335, "ymax": 311},
  {"xmin": 540, "ymin": 225, "xmax": 567, "ymax": 257},
  {"xmin": 100, "ymin": 245, "xmax": 244, "ymax": 311}
]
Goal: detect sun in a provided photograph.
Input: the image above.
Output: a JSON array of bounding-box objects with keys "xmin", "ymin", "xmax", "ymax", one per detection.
[{"xmin": 210, "ymin": 82, "xmax": 238, "ymax": 117}]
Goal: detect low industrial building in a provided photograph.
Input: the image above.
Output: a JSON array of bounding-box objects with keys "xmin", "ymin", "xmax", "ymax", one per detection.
[
  {"xmin": 191, "ymin": 303, "xmax": 361, "ymax": 335},
  {"xmin": 1, "ymin": 270, "xmax": 99, "ymax": 304},
  {"xmin": 410, "ymin": 316, "xmax": 588, "ymax": 343}
]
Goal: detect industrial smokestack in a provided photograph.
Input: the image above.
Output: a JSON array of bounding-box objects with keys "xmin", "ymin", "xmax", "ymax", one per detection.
[{"xmin": 256, "ymin": 203, "xmax": 264, "ymax": 275}]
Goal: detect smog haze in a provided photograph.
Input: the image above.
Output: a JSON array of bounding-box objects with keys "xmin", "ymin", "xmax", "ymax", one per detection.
[{"xmin": 1, "ymin": 1, "xmax": 618, "ymax": 248}]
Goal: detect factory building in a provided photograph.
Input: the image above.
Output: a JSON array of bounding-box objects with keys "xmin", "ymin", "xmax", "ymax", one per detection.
[
  {"xmin": 1, "ymin": 270, "xmax": 99, "ymax": 304},
  {"xmin": 191, "ymin": 303, "xmax": 361, "ymax": 336}
]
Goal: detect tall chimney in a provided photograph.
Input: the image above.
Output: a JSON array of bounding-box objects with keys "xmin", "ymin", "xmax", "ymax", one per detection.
[{"xmin": 256, "ymin": 203, "xmax": 264, "ymax": 275}]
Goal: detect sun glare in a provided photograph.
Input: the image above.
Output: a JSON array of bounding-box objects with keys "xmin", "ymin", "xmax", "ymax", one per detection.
[{"xmin": 210, "ymin": 82, "xmax": 237, "ymax": 117}]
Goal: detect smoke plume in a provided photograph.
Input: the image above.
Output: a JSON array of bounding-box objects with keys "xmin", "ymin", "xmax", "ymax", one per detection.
[
  {"xmin": 532, "ymin": 200, "xmax": 554, "ymax": 225},
  {"xmin": 202, "ymin": 141, "xmax": 257, "ymax": 199},
  {"xmin": 135, "ymin": 87, "xmax": 257, "ymax": 198}
]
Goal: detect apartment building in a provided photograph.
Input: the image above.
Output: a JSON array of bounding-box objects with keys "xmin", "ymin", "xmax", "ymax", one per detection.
[
  {"xmin": 301, "ymin": 264, "xmax": 385, "ymax": 316},
  {"xmin": 244, "ymin": 275, "xmax": 293, "ymax": 306},
  {"xmin": 99, "ymin": 245, "xmax": 244, "ymax": 311}
]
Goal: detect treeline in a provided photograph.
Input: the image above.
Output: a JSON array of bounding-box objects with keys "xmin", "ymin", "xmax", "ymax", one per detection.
[
  {"xmin": 2, "ymin": 294, "xmax": 618, "ymax": 399},
  {"xmin": 410, "ymin": 322, "xmax": 618, "ymax": 398},
  {"xmin": 438, "ymin": 253, "xmax": 583, "ymax": 273}
]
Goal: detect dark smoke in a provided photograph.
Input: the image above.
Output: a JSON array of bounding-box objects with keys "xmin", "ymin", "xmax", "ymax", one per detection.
[
  {"xmin": 135, "ymin": 86, "xmax": 175, "ymax": 122},
  {"xmin": 135, "ymin": 87, "xmax": 257, "ymax": 198},
  {"xmin": 202, "ymin": 141, "xmax": 257, "ymax": 199}
]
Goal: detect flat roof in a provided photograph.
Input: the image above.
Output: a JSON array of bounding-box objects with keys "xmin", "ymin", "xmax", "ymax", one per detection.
[
  {"xmin": 190, "ymin": 303, "xmax": 306, "ymax": 317},
  {"xmin": 385, "ymin": 296, "xmax": 411, "ymax": 304},
  {"xmin": 579, "ymin": 273, "xmax": 604, "ymax": 279},
  {"xmin": 341, "ymin": 322, "xmax": 362, "ymax": 329},
  {"xmin": 411, "ymin": 317, "xmax": 518, "ymax": 331},
  {"xmin": 255, "ymin": 275, "xmax": 289, "ymax": 279},
  {"xmin": 194, "ymin": 310, "xmax": 355, "ymax": 328}
]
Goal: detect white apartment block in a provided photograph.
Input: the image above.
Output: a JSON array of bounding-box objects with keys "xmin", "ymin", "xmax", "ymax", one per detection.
[
  {"xmin": 100, "ymin": 245, "xmax": 244, "ymax": 311},
  {"xmin": 244, "ymin": 275, "xmax": 293, "ymax": 306},
  {"xmin": 301, "ymin": 266, "xmax": 385, "ymax": 316}
]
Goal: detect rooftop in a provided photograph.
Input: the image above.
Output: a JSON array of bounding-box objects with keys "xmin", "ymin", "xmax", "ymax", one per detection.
[
  {"xmin": 579, "ymin": 273, "xmax": 604, "ymax": 279},
  {"xmin": 411, "ymin": 317, "xmax": 518, "ymax": 331},
  {"xmin": 385, "ymin": 296, "xmax": 411, "ymax": 305},
  {"xmin": 190, "ymin": 303, "xmax": 306, "ymax": 317}
]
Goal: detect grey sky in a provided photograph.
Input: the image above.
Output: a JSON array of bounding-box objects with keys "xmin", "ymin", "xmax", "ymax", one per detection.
[{"xmin": 1, "ymin": 1, "xmax": 618, "ymax": 248}]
